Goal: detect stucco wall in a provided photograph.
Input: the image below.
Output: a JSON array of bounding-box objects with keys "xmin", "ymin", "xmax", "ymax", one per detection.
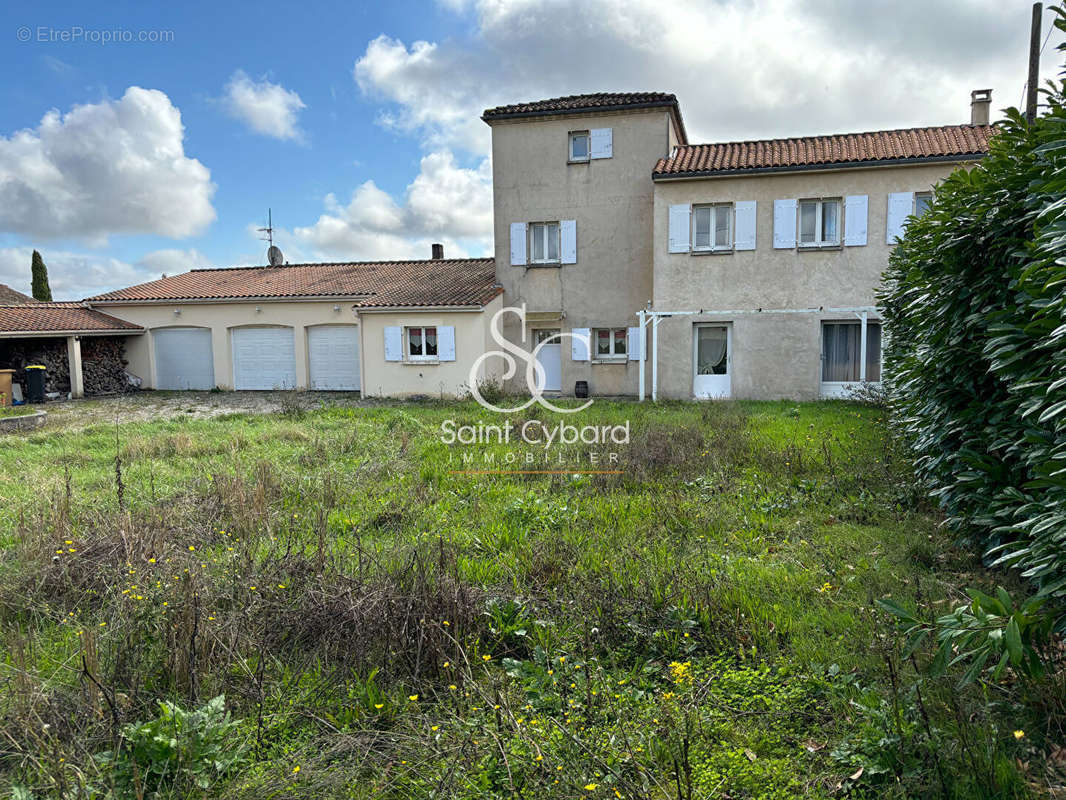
[
  {"xmin": 91, "ymin": 298, "xmax": 498, "ymax": 396},
  {"xmin": 359, "ymin": 295, "xmax": 503, "ymax": 398},
  {"xmin": 649, "ymin": 161, "xmax": 974, "ymax": 399},
  {"xmin": 488, "ymin": 108, "xmax": 674, "ymax": 396}
]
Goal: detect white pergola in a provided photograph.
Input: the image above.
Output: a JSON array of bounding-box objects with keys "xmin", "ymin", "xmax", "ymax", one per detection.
[{"xmin": 635, "ymin": 304, "xmax": 880, "ymax": 401}]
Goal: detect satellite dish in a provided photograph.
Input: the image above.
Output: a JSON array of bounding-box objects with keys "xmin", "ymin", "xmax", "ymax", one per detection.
[{"xmin": 267, "ymin": 245, "xmax": 284, "ymax": 266}]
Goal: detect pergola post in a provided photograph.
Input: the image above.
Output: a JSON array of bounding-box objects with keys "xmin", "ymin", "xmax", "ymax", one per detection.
[{"xmin": 66, "ymin": 336, "xmax": 84, "ymax": 399}]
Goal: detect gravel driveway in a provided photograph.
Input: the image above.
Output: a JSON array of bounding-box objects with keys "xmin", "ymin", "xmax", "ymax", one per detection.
[{"xmin": 37, "ymin": 391, "xmax": 371, "ymax": 432}]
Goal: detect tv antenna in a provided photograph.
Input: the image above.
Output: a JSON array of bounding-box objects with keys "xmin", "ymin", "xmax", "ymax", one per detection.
[{"xmin": 257, "ymin": 208, "xmax": 284, "ymax": 266}]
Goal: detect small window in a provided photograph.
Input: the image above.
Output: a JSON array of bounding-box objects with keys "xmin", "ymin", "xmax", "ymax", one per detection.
[
  {"xmin": 529, "ymin": 222, "xmax": 561, "ymax": 264},
  {"xmin": 914, "ymin": 192, "xmax": 932, "ymax": 217},
  {"xmin": 406, "ymin": 326, "xmax": 438, "ymax": 361},
  {"xmin": 821, "ymin": 321, "xmax": 881, "ymax": 382},
  {"xmin": 692, "ymin": 204, "xmax": 733, "ymax": 252},
  {"xmin": 569, "ymin": 131, "xmax": 590, "ymax": 162},
  {"xmin": 593, "ymin": 327, "xmax": 627, "ymax": 359},
  {"xmin": 798, "ymin": 199, "xmax": 841, "ymax": 247},
  {"xmin": 533, "ymin": 329, "xmax": 561, "ymax": 345}
]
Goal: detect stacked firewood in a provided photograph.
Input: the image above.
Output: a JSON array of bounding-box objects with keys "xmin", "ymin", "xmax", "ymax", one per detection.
[
  {"xmin": 0, "ymin": 339, "xmax": 71, "ymax": 395},
  {"xmin": 82, "ymin": 337, "xmax": 134, "ymax": 395}
]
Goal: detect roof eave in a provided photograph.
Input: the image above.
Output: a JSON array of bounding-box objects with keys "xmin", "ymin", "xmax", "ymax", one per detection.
[
  {"xmin": 0, "ymin": 328, "xmax": 144, "ymax": 338},
  {"xmin": 483, "ymin": 99, "xmax": 680, "ymax": 123},
  {"xmin": 652, "ymin": 152, "xmax": 987, "ymax": 180}
]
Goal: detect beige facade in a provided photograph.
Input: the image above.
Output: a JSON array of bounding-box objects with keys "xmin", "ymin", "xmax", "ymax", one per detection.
[
  {"xmin": 92, "ymin": 298, "xmax": 501, "ymax": 397},
  {"xmin": 649, "ymin": 163, "xmax": 963, "ymax": 399},
  {"xmin": 488, "ymin": 108, "xmax": 682, "ymax": 396}
]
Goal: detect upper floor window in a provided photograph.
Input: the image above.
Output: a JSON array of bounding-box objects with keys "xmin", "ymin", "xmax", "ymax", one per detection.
[
  {"xmin": 799, "ymin": 198, "xmax": 841, "ymax": 248},
  {"xmin": 530, "ymin": 221, "xmax": 561, "ymax": 264},
  {"xmin": 593, "ymin": 327, "xmax": 627, "ymax": 359},
  {"xmin": 569, "ymin": 131, "xmax": 590, "ymax": 163},
  {"xmin": 407, "ymin": 326, "xmax": 438, "ymax": 361},
  {"xmin": 692, "ymin": 204, "xmax": 733, "ymax": 252},
  {"xmin": 914, "ymin": 191, "xmax": 933, "ymax": 217}
]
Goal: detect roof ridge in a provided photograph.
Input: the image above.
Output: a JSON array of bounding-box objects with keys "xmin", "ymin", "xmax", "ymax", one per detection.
[
  {"xmin": 188, "ymin": 257, "xmax": 495, "ymax": 273},
  {"xmin": 679, "ymin": 123, "xmax": 995, "ymax": 150}
]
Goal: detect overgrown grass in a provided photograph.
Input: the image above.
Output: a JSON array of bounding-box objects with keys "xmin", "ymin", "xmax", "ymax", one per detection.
[{"xmin": 0, "ymin": 399, "xmax": 1057, "ymax": 799}]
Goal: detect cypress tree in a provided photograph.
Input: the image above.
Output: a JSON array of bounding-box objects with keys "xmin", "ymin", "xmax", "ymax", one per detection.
[{"xmin": 30, "ymin": 250, "xmax": 52, "ymax": 301}]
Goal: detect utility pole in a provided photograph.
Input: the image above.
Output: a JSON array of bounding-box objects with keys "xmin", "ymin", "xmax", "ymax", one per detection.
[{"xmin": 1027, "ymin": 2, "xmax": 1043, "ymax": 124}]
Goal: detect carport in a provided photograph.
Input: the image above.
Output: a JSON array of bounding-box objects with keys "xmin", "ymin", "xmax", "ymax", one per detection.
[{"xmin": 0, "ymin": 303, "xmax": 144, "ymax": 400}]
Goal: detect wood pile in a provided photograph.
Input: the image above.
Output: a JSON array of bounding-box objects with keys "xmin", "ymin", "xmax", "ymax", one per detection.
[
  {"xmin": 82, "ymin": 337, "xmax": 134, "ymax": 396},
  {"xmin": 0, "ymin": 338, "xmax": 70, "ymax": 395}
]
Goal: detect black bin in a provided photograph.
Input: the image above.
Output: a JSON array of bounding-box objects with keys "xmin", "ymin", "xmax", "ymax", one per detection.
[
  {"xmin": 25, "ymin": 365, "xmax": 46, "ymax": 404},
  {"xmin": 574, "ymin": 380, "xmax": 589, "ymax": 399}
]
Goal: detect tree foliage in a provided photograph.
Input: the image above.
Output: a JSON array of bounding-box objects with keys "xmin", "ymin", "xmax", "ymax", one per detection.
[
  {"xmin": 880, "ymin": 12, "xmax": 1066, "ymax": 607},
  {"xmin": 30, "ymin": 249, "xmax": 52, "ymax": 301}
]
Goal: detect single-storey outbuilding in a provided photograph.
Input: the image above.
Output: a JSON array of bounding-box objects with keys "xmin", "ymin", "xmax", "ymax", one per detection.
[
  {"xmin": 0, "ymin": 302, "xmax": 145, "ymax": 398},
  {"xmin": 84, "ymin": 254, "xmax": 504, "ymax": 397}
]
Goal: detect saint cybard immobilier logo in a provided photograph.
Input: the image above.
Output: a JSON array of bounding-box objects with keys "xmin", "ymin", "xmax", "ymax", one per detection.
[{"xmin": 441, "ymin": 305, "xmax": 630, "ymax": 473}]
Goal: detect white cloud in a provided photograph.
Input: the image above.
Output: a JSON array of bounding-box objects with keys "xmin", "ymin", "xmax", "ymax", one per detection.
[
  {"xmin": 293, "ymin": 150, "xmax": 493, "ymax": 261},
  {"xmin": 0, "ymin": 247, "xmax": 155, "ymax": 301},
  {"xmin": 222, "ymin": 70, "xmax": 307, "ymax": 141},
  {"xmin": 0, "ymin": 87, "xmax": 216, "ymax": 243},
  {"xmin": 137, "ymin": 248, "xmax": 211, "ymax": 276},
  {"xmin": 355, "ymin": 0, "xmax": 1066, "ymax": 153}
]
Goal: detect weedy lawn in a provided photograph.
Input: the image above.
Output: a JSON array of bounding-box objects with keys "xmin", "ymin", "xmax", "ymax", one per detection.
[{"xmin": 0, "ymin": 399, "xmax": 1045, "ymax": 799}]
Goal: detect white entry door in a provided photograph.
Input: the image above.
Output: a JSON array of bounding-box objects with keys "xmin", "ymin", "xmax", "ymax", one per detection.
[
  {"xmin": 231, "ymin": 327, "xmax": 296, "ymax": 390},
  {"xmin": 154, "ymin": 328, "xmax": 214, "ymax": 390},
  {"xmin": 308, "ymin": 326, "xmax": 361, "ymax": 391},
  {"xmin": 693, "ymin": 324, "xmax": 731, "ymax": 398},
  {"xmin": 533, "ymin": 329, "xmax": 562, "ymax": 392}
]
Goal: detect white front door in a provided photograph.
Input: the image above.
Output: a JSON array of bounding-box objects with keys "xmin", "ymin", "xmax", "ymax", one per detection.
[
  {"xmin": 231, "ymin": 327, "xmax": 296, "ymax": 390},
  {"xmin": 693, "ymin": 324, "xmax": 731, "ymax": 399},
  {"xmin": 308, "ymin": 326, "xmax": 361, "ymax": 391},
  {"xmin": 533, "ymin": 329, "xmax": 562, "ymax": 392}
]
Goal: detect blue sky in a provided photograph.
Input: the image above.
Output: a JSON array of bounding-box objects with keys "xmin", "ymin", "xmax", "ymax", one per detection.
[{"xmin": 0, "ymin": 0, "xmax": 1061, "ymax": 298}]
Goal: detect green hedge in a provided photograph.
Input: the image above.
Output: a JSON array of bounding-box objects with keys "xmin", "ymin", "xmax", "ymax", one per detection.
[{"xmin": 880, "ymin": 32, "xmax": 1066, "ymax": 603}]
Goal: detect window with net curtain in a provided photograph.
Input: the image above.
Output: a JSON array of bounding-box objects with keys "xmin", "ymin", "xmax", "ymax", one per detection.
[
  {"xmin": 696, "ymin": 326, "xmax": 728, "ymax": 374},
  {"xmin": 821, "ymin": 322, "xmax": 881, "ymax": 382}
]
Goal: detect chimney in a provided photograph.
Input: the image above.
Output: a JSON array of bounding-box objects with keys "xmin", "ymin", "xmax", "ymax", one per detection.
[
  {"xmin": 971, "ymin": 89, "xmax": 992, "ymax": 125},
  {"xmin": 431, "ymin": 243, "xmax": 444, "ymax": 260}
]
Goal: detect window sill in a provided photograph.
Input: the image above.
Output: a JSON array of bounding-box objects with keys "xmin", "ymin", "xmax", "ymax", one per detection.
[
  {"xmin": 527, "ymin": 262, "xmax": 563, "ymax": 269},
  {"xmin": 797, "ymin": 243, "xmax": 842, "ymax": 251},
  {"xmin": 403, "ymin": 358, "xmax": 440, "ymax": 366},
  {"xmin": 691, "ymin": 248, "xmax": 734, "ymax": 256},
  {"xmin": 591, "ymin": 357, "xmax": 628, "ymax": 365},
  {"xmin": 567, "ymin": 159, "xmax": 590, "ymax": 165}
]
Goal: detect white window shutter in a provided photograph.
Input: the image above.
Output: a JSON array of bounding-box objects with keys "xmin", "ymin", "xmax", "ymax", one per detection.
[
  {"xmin": 844, "ymin": 195, "xmax": 868, "ymax": 246},
  {"xmin": 510, "ymin": 222, "xmax": 527, "ymax": 266},
  {"xmin": 384, "ymin": 326, "xmax": 403, "ymax": 361},
  {"xmin": 668, "ymin": 204, "xmax": 690, "ymax": 253},
  {"xmin": 560, "ymin": 220, "xmax": 577, "ymax": 264},
  {"xmin": 437, "ymin": 326, "xmax": 456, "ymax": 361},
  {"xmin": 590, "ymin": 127, "xmax": 613, "ymax": 159},
  {"xmin": 734, "ymin": 201, "xmax": 757, "ymax": 250},
  {"xmin": 773, "ymin": 199, "xmax": 797, "ymax": 249},
  {"xmin": 886, "ymin": 192, "xmax": 914, "ymax": 244},
  {"xmin": 570, "ymin": 327, "xmax": 590, "ymax": 361},
  {"xmin": 627, "ymin": 327, "xmax": 642, "ymax": 361}
]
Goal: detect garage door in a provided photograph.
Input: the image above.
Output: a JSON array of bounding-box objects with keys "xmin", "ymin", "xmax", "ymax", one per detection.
[
  {"xmin": 154, "ymin": 328, "xmax": 215, "ymax": 390},
  {"xmin": 308, "ymin": 326, "xmax": 360, "ymax": 391},
  {"xmin": 231, "ymin": 327, "xmax": 296, "ymax": 390}
]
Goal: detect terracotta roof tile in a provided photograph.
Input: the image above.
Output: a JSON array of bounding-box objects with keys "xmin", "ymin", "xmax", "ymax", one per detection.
[
  {"xmin": 0, "ymin": 303, "xmax": 144, "ymax": 334},
  {"xmin": 483, "ymin": 92, "xmax": 687, "ymax": 143},
  {"xmin": 653, "ymin": 124, "xmax": 995, "ymax": 177},
  {"xmin": 86, "ymin": 258, "xmax": 502, "ymax": 308},
  {"xmin": 0, "ymin": 284, "xmax": 35, "ymax": 304}
]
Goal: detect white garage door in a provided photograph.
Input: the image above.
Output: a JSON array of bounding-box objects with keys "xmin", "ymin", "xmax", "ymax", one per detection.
[
  {"xmin": 308, "ymin": 326, "xmax": 361, "ymax": 391},
  {"xmin": 231, "ymin": 327, "xmax": 296, "ymax": 390},
  {"xmin": 154, "ymin": 328, "xmax": 215, "ymax": 390}
]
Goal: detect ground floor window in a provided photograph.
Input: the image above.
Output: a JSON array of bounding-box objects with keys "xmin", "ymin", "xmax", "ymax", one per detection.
[
  {"xmin": 593, "ymin": 327, "xmax": 627, "ymax": 359},
  {"xmin": 407, "ymin": 326, "xmax": 438, "ymax": 360},
  {"xmin": 822, "ymin": 320, "xmax": 881, "ymax": 382}
]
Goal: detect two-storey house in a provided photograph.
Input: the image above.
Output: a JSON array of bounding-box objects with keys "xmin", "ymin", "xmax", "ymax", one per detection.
[{"xmin": 484, "ymin": 90, "xmax": 994, "ymax": 400}]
